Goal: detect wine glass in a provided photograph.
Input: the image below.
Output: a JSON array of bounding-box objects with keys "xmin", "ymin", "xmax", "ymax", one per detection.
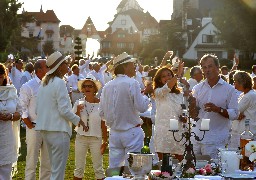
[{"xmin": 174, "ymin": 163, "xmax": 182, "ymax": 178}]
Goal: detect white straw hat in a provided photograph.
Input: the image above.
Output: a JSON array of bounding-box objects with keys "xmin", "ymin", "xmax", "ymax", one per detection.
[
  {"xmin": 111, "ymin": 52, "xmax": 136, "ymax": 71},
  {"xmin": 46, "ymin": 51, "xmax": 68, "ymax": 75},
  {"xmin": 77, "ymin": 74, "xmax": 102, "ymax": 92}
]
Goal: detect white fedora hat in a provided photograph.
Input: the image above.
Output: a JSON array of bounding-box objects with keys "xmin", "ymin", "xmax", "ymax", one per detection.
[
  {"xmin": 111, "ymin": 52, "xmax": 136, "ymax": 70},
  {"xmin": 77, "ymin": 74, "xmax": 102, "ymax": 92},
  {"xmin": 46, "ymin": 51, "xmax": 69, "ymax": 75}
]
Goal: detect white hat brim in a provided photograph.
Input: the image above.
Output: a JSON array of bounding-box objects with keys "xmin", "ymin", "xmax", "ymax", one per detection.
[
  {"xmin": 46, "ymin": 56, "xmax": 69, "ymax": 75},
  {"xmin": 77, "ymin": 79, "xmax": 102, "ymax": 92}
]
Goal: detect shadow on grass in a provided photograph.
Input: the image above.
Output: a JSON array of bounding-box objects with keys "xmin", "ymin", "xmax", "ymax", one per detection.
[{"xmin": 13, "ymin": 127, "xmax": 109, "ymax": 180}]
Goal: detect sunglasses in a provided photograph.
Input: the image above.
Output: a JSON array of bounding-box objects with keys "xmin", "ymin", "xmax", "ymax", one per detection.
[{"xmin": 82, "ymin": 84, "xmax": 94, "ymax": 88}]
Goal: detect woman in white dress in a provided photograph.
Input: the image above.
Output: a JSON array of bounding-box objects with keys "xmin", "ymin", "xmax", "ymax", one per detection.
[
  {"xmin": 230, "ymin": 71, "xmax": 256, "ymax": 148},
  {"xmin": 73, "ymin": 74, "xmax": 108, "ymax": 180},
  {"xmin": 153, "ymin": 65, "xmax": 185, "ymax": 161},
  {"xmin": 0, "ymin": 63, "xmax": 21, "ymax": 180}
]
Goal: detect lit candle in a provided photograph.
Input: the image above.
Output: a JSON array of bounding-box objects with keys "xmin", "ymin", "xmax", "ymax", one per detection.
[
  {"xmin": 170, "ymin": 119, "xmax": 179, "ymax": 131},
  {"xmin": 201, "ymin": 118, "xmax": 210, "ymax": 130}
]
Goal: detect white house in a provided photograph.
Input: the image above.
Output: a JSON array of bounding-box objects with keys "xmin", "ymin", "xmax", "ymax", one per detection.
[
  {"xmin": 183, "ymin": 18, "xmax": 228, "ymax": 60},
  {"xmin": 21, "ymin": 7, "xmax": 60, "ymax": 55}
]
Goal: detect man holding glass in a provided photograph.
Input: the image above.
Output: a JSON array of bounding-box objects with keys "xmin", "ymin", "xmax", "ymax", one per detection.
[{"xmin": 189, "ymin": 54, "xmax": 239, "ymax": 158}]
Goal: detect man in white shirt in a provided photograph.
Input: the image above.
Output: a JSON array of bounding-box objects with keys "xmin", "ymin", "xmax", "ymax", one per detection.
[
  {"xmin": 67, "ymin": 64, "xmax": 83, "ymax": 104},
  {"xmin": 189, "ymin": 54, "xmax": 239, "ymax": 158},
  {"xmin": 19, "ymin": 59, "xmax": 51, "ymax": 180},
  {"xmin": 99, "ymin": 52, "xmax": 150, "ymax": 168},
  {"xmin": 20, "ymin": 62, "xmax": 34, "ymax": 86},
  {"xmin": 187, "ymin": 66, "xmax": 203, "ymax": 90},
  {"xmin": 10, "ymin": 59, "xmax": 23, "ymax": 95},
  {"xmin": 79, "ymin": 58, "xmax": 91, "ymax": 78}
]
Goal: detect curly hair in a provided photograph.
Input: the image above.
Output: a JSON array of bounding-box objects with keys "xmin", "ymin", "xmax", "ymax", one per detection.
[
  {"xmin": 153, "ymin": 66, "xmax": 181, "ymax": 94},
  {"xmin": 0, "ymin": 63, "xmax": 8, "ymax": 86}
]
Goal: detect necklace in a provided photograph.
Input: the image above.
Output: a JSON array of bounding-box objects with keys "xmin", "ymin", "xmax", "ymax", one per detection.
[{"xmin": 84, "ymin": 101, "xmax": 95, "ymax": 129}]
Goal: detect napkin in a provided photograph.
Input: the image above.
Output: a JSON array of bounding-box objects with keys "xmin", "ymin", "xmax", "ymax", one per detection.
[{"xmin": 194, "ymin": 175, "xmax": 222, "ymax": 180}]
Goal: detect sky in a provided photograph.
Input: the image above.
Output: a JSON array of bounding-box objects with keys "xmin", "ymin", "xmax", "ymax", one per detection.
[{"xmin": 18, "ymin": 0, "xmax": 173, "ymax": 31}]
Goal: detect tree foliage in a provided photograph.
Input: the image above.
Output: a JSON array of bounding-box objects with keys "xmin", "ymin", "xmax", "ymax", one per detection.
[
  {"xmin": 0, "ymin": 0, "xmax": 22, "ymax": 51},
  {"xmin": 213, "ymin": 0, "xmax": 256, "ymax": 58},
  {"xmin": 74, "ymin": 37, "xmax": 82, "ymax": 60},
  {"xmin": 43, "ymin": 41, "xmax": 55, "ymax": 56}
]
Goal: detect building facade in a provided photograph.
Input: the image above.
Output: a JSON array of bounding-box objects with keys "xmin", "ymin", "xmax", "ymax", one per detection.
[{"xmin": 21, "ymin": 6, "xmax": 60, "ymax": 55}]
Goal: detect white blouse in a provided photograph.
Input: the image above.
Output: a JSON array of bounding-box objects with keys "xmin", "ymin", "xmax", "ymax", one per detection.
[
  {"xmin": 154, "ymin": 84, "xmax": 184, "ymax": 154},
  {"xmin": 73, "ymin": 99, "xmax": 102, "ymax": 137},
  {"xmin": 0, "ymin": 85, "xmax": 21, "ymax": 166}
]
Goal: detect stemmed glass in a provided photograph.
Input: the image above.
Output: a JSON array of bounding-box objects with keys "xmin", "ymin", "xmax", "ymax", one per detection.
[{"xmin": 173, "ymin": 162, "xmax": 182, "ymax": 179}]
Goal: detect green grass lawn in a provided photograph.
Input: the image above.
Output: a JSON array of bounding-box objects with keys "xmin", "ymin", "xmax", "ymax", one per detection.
[{"xmin": 13, "ymin": 127, "xmax": 109, "ymax": 180}]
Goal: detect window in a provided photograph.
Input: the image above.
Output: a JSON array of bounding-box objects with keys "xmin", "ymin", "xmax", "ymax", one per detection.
[
  {"xmin": 102, "ymin": 42, "xmax": 111, "ymax": 48},
  {"xmin": 202, "ymin": 34, "xmax": 217, "ymax": 43},
  {"xmin": 117, "ymin": 42, "xmax": 126, "ymax": 48},
  {"xmin": 47, "ymin": 33, "xmax": 52, "ymax": 39},
  {"xmin": 117, "ymin": 34, "xmax": 125, "ymax": 38},
  {"xmin": 29, "ymin": 31, "xmax": 33, "ymax": 38},
  {"xmin": 121, "ymin": 20, "xmax": 126, "ymax": 25},
  {"xmin": 128, "ymin": 43, "xmax": 134, "ymax": 49}
]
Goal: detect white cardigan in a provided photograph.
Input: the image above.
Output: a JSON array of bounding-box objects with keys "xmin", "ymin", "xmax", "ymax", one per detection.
[{"xmin": 35, "ymin": 77, "xmax": 80, "ymax": 136}]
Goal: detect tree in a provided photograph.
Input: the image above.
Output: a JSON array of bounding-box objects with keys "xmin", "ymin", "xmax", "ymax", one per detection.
[
  {"xmin": 74, "ymin": 37, "xmax": 82, "ymax": 60},
  {"xmin": 43, "ymin": 41, "xmax": 55, "ymax": 56},
  {"xmin": 0, "ymin": 0, "xmax": 22, "ymax": 51},
  {"xmin": 213, "ymin": 0, "xmax": 256, "ymax": 60}
]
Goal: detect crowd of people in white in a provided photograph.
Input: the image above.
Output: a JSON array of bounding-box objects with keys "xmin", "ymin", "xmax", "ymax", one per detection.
[{"xmin": 0, "ymin": 50, "xmax": 256, "ymax": 180}]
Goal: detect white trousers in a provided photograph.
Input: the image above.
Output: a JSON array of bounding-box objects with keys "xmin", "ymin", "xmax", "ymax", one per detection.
[
  {"xmin": 0, "ymin": 163, "xmax": 12, "ymax": 180},
  {"xmin": 25, "ymin": 127, "xmax": 51, "ymax": 180},
  {"xmin": 40, "ymin": 131, "xmax": 70, "ymax": 180},
  {"xmin": 109, "ymin": 127, "xmax": 144, "ymax": 168},
  {"xmin": 74, "ymin": 135, "xmax": 105, "ymax": 179}
]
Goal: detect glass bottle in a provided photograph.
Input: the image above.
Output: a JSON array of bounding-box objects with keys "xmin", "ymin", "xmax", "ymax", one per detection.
[
  {"xmin": 161, "ymin": 153, "xmax": 173, "ymax": 175},
  {"xmin": 240, "ymin": 119, "xmax": 254, "ymax": 170},
  {"xmin": 141, "ymin": 137, "xmax": 150, "ymax": 154}
]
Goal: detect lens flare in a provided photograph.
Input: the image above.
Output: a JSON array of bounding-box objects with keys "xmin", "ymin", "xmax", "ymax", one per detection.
[
  {"xmin": 86, "ymin": 38, "xmax": 100, "ymax": 56},
  {"xmin": 242, "ymin": 0, "xmax": 256, "ymax": 9}
]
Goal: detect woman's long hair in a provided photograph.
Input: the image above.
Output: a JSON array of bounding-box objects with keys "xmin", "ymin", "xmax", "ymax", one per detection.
[
  {"xmin": 0, "ymin": 63, "xmax": 8, "ymax": 86},
  {"xmin": 42, "ymin": 68, "xmax": 63, "ymax": 86},
  {"xmin": 153, "ymin": 67, "xmax": 181, "ymax": 94}
]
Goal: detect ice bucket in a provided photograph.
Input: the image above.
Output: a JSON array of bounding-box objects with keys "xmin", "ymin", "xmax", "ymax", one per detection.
[
  {"xmin": 127, "ymin": 152, "xmax": 154, "ymax": 179},
  {"xmin": 218, "ymin": 148, "xmax": 242, "ymax": 174}
]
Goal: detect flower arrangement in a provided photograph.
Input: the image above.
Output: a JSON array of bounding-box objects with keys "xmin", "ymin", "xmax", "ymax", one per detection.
[
  {"xmin": 198, "ymin": 163, "xmax": 220, "ymax": 176},
  {"xmin": 245, "ymin": 141, "xmax": 256, "ymax": 162},
  {"xmin": 181, "ymin": 167, "xmax": 196, "ymax": 178},
  {"xmin": 148, "ymin": 170, "xmax": 174, "ymax": 180}
]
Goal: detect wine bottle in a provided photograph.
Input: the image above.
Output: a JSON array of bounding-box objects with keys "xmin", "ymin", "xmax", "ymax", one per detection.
[
  {"xmin": 141, "ymin": 137, "xmax": 150, "ymax": 154},
  {"xmin": 161, "ymin": 153, "xmax": 173, "ymax": 175},
  {"xmin": 240, "ymin": 119, "xmax": 254, "ymax": 170}
]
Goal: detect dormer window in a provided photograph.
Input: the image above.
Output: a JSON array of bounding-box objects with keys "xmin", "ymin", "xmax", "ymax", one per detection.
[{"xmin": 202, "ymin": 34, "xmax": 217, "ymax": 43}]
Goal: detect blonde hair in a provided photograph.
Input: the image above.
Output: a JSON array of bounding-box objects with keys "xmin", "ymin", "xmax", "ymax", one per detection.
[{"xmin": 42, "ymin": 69, "xmax": 63, "ymax": 86}]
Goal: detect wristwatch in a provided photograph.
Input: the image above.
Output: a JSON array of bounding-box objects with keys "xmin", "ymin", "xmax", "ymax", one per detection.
[{"xmin": 220, "ymin": 107, "xmax": 224, "ymax": 113}]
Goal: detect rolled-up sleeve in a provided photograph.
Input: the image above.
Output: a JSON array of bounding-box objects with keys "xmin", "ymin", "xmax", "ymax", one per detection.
[
  {"xmin": 130, "ymin": 81, "xmax": 150, "ymax": 113},
  {"xmin": 227, "ymin": 88, "xmax": 239, "ymax": 120}
]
